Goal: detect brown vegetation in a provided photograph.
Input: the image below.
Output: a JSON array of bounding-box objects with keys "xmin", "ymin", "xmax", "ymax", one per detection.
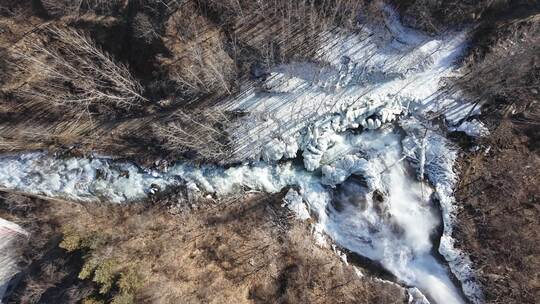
[
  {"xmin": 131, "ymin": 12, "xmax": 158, "ymax": 44},
  {"xmin": 0, "ymin": 190, "xmax": 405, "ymax": 304},
  {"xmin": 40, "ymin": 0, "xmax": 126, "ymax": 18},
  {"xmin": 152, "ymin": 109, "xmax": 233, "ymax": 160},
  {"xmin": 162, "ymin": 8, "xmax": 237, "ymax": 97},
  {"xmin": 12, "ymin": 25, "xmax": 145, "ymax": 112},
  {"xmin": 454, "ymin": 120, "xmax": 540, "ymax": 303},
  {"xmin": 451, "ymin": 13, "xmax": 540, "ymax": 304},
  {"xmin": 454, "ymin": 15, "xmax": 540, "ymax": 117},
  {"xmin": 394, "ymin": 0, "xmax": 540, "ymax": 33},
  {"xmin": 0, "ymin": 0, "xmax": 381, "ymax": 163}
]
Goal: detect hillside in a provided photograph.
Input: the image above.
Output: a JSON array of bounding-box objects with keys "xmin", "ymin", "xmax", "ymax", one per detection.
[{"xmin": 0, "ymin": 1, "xmax": 539, "ymax": 304}]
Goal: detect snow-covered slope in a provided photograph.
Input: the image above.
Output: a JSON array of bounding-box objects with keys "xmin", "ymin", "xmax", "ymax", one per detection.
[
  {"xmin": 219, "ymin": 6, "xmax": 476, "ymax": 167},
  {"xmin": 0, "ymin": 218, "xmax": 27, "ymax": 302},
  {"xmin": 0, "ymin": 7, "xmax": 487, "ymax": 304}
]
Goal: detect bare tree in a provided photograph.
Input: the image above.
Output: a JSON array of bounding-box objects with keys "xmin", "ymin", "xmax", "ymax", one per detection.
[
  {"xmin": 456, "ymin": 21, "xmax": 540, "ymax": 110},
  {"xmin": 132, "ymin": 12, "xmax": 159, "ymax": 44},
  {"xmin": 170, "ymin": 39, "xmax": 236, "ymax": 96},
  {"xmin": 40, "ymin": 0, "xmax": 121, "ymax": 17},
  {"xmin": 153, "ymin": 109, "xmax": 232, "ymax": 160},
  {"xmin": 12, "ymin": 26, "xmax": 146, "ymax": 111}
]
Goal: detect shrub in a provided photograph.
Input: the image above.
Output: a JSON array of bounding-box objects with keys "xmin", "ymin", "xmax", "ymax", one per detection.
[
  {"xmin": 92, "ymin": 259, "xmax": 119, "ymax": 294},
  {"xmin": 131, "ymin": 13, "xmax": 158, "ymax": 44},
  {"xmin": 60, "ymin": 226, "xmax": 84, "ymax": 252},
  {"xmin": 78, "ymin": 258, "xmax": 99, "ymax": 280},
  {"xmin": 117, "ymin": 268, "xmax": 144, "ymax": 294},
  {"xmin": 82, "ymin": 297, "xmax": 105, "ymax": 304},
  {"xmin": 111, "ymin": 293, "xmax": 135, "ymax": 304}
]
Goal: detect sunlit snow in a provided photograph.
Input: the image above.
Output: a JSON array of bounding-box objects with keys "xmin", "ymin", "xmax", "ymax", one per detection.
[
  {"xmin": 0, "ymin": 7, "xmax": 488, "ymax": 304},
  {"xmin": 0, "ymin": 218, "xmax": 27, "ymax": 301}
]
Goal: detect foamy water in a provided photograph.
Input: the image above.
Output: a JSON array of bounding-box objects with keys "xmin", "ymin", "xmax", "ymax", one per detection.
[
  {"xmin": 0, "ymin": 124, "xmax": 478, "ymax": 303},
  {"xmin": 0, "ymin": 6, "xmax": 486, "ymax": 304}
]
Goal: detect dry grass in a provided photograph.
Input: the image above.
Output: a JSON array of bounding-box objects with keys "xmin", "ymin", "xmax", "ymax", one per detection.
[
  {"xmin": 455, "ymin": 132, "xmax": 540, "ymax": 303},
  {"xmin": 395, "ymin": 0, "xmax": 540, "ymax": 33},
  {"xmin": 457, "ymin": 17, "xmax": 540, "ymax": 109},
  {"xmin": 453, "ymin": 17, "xmax": 540, "ymax": 300},
  {"xmin": 40, "ymin": 0, "xmax": 126, "ymax": 17},
  {"xmin": 0, "ymin": 0, "xmax": 29, "ymax": 18},
  {"xmin": 131, "ymin": 12, "xmax": 158, "ymax": 44},
  {"xmin": 0, "ymin": 191, "xmax": 405, "ymax": 304}
]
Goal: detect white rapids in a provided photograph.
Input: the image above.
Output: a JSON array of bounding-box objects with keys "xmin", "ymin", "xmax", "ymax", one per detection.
[
  {"xmin": 0, "ymin": 6, "xmax": 486, "ymax": 304},
  {"xmin": 0, "ymin": 124, "xmax": 482, "ymax": 304}
]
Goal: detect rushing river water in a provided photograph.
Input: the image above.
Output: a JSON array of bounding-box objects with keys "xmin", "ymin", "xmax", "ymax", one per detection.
[
  {"xmin": 0, "ymin": 123, "xmax": 480, "ymax": 304},
  {"xmin": 0, "ymin": 6, "xmax": 487, "ymax": 304}
]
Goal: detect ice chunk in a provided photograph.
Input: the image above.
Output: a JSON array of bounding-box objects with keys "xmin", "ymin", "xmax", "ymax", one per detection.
[
  {"xmin": 261, "ymin": 138, "xmax": 286, "ymax": 162},
  {"xmin": 408, "ymin": 287, "xmax": 430, "ymax": 304},
  {"xmin": 321, "ymin": 155, "xmax": 369, "ymax": 186},
  {"xmin": 283, "ymin": 137, "xmax": 299, "ymax": 158},
  {"xmin": 282, "ymin": 189, "xmax": 310, "ymax": 220}
]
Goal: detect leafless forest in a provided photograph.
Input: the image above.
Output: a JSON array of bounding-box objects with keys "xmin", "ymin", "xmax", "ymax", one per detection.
[{"xmin": 0, "ymin": 1, "xmax": 539, "ymax": 303}]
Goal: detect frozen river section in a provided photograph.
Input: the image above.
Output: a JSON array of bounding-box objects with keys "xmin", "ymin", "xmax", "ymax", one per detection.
[
  {"xmin": 0, "ymin": 7, "xmax": 486, "ymax": 304},
  {"xmin": 218, "ymin": 6, "xmax": 477, "ymax": 166},
  {"xmin": 0, "ymin": 124, "xmax": 483, "ymax": 304}
]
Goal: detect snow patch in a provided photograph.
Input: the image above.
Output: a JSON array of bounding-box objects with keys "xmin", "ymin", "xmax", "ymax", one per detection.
[
  {"xmin": 450, "ymin": 119, "xmax": 490, "ymax": 137},
  {"xmin": 219, "ymin": 9, "xmax": 473, "ymax": 165},
  {"xmin": 0, "ymin": 218, "xmax": 27, "ymax": 302},
  {"xmin": 281, "ymin": 189, "xmax": 310, "ymax": 220}
]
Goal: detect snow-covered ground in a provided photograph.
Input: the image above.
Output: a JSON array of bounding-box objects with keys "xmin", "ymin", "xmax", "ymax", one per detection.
[
  {"xmin": 219, "ymin": 6, "xmax": 476, "ymax": 166},
  {"xmin": 0, "ymin": 126, "xmax": 483, "ymax": 304},
  {"xmin": 0, "ymin": 6, "xmax": 486, "ymax": 304},
  {"xmin": 0, "ymin": 218, "xmax": 27, "ymax": 302}
]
